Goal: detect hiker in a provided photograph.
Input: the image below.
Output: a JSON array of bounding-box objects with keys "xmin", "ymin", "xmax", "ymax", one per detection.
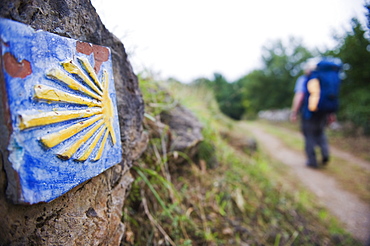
[{"xmin": 290, "ymin": 58, "xmax": 342, "ymax": 168}]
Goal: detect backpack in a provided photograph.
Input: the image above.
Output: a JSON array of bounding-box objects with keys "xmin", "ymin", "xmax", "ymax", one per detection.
[{"xmin": 303, "ymin": 59, "xmax": 342, "ymax": 118}]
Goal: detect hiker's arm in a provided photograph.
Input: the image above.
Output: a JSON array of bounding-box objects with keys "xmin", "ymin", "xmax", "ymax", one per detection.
[
  {"xmin": 290, "ymin": 92, "xmax": 304, "ymax": 122},
  {"xmin": 327, "ymin": 113, "xmax": 336, "ymax": 124}
]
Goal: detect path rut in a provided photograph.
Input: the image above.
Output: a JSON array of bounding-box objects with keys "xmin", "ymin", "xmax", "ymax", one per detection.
[{"xmin": 240, "ymin": 122, "xmax": 370, "ymax": 244}]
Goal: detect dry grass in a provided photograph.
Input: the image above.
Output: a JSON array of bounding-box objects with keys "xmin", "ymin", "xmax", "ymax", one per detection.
[
  {"xmin": 328, "ymin": 133, "xmax": 370, "ymax": 162},
  {"xmin": 122, "ymin": 80, "xmax": 362, "ymax": 245},
  {"xmin": 257, "ymin": 120, "xmax": 370, "ymax": 203}
]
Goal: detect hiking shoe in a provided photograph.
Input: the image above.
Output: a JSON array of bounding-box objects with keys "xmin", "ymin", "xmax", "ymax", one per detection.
[
  {"xmin": 306, "ymin": 161, "xmax": 319, "ymax": 169},
  {"xmin": 306, "ymin": 164, "xmax": 319, "ymax": 169},
  {"xmin": 322, "ymin": 157, "xmax": 329, "ymax": 166}
]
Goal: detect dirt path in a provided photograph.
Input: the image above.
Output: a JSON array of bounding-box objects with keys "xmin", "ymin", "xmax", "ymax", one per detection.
[{"xmin": 239, "ymin": 122, "xmax": 370, "ymax": 244}]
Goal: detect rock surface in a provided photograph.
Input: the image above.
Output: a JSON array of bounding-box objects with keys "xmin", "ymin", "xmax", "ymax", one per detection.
[
  {"xmin": 160, "ymin": 105, "xmax": 203, "ymax": 152},
  {"xmin": 258, "ymin": 108, "xmax": 291, "ymax": 122},
  {"xmin": 0, "ymin": 0, "xmax": 145, "ymax": 245}
]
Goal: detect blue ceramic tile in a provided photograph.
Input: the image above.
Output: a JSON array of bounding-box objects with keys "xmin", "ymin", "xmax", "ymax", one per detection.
[{"xmin": 0, "ymin": 18, "xmax": 122, "ymax": 204}]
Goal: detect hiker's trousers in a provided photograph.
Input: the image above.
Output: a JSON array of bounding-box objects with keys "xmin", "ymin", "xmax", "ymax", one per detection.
[{"xmin": 301, "ymin": 113, "xmax": 329, "ymax": 166}]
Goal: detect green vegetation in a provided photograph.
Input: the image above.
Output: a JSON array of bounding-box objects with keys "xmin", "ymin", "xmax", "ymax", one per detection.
[
  {"xmin": 256, "ymin": 120, "xmax": 370, "ymax": 204},
  {"xmin": 122, "ymin": 80, "xmax": 361, "ymax": 245},
  {"xmin": 121, "ymin": 5, "xmax": 369, "ymax": 245},
  {"xmin": 330, "ymin": 18, "xmax": 370, "ymax": 134},
  {"xmin": 194, "ymin": 8, "xmax": 370, "ymax": 133}
]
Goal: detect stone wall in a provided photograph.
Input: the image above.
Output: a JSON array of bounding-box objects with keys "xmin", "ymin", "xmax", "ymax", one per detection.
[
  {"xmin": 0, "ymin": 0, "xmax": 146, "ymax": 244},
  {"xmin": 258, "ymin": 108, "xmax": 291, "ymax": 122}
]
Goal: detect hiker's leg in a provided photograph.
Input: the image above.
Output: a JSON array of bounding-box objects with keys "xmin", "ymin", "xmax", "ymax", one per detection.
[
  {"xmin": 317, "ymin": 114, "xmax": 330, "ymax": 163},
  {"xmin": 302, "ymin": 119, "xmax": 318, "ymax": 167},
  {"xmin": 320, "ymin": 135, "xmax": 329, "ymax": 164},
  {"xmin": 311, "ymin": 113, "xmax": 329, "ymax": 165}
]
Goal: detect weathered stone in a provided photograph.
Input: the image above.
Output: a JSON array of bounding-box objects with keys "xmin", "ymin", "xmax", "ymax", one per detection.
[
  {"xmin": 0, "ymin": 160, "xmax": 134, "ymax": 245},
  {"xmin": 160, "ymin": 105, "xmax": 203, "ymax": 152},
  {"xmin": 258, "ymin": 108, "xmax": 291, "ymax": 122},
  {"xmin": 1, "ymin": 18, "xmax": 123, "ymax": 205},
  {"xmin": 0, "ymin": 0, "xmax": 145, "ymax": 245}
]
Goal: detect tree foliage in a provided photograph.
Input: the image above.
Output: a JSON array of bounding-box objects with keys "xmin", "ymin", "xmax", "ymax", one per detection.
[
  {"xmin": 192, "ymin": 8, "xmax": 370, "ymax": 133},
  {"xmin": 201, "ymin": 38, "xmax": 313, "ymax": 119},
  {"xmin": 212, "ymin": 73, "xmax": 245, "ymax": 120},
  {"xmin": 330, "ymin": 18, "xmax": 370, "ymax": 133},
  {"xmin": 237, "ymin": 38, "xmax": 313, "ymax": 116}
]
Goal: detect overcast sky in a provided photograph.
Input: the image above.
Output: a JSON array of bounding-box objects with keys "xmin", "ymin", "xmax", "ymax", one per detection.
[{"xmin": 91, "ymin": 0, "xmax": 367, "ymax": 83}]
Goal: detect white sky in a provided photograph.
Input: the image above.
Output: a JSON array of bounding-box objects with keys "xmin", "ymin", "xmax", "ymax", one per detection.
[{"xmin": 91, "ymin": 0, "xmax": 367, "ymax": 83}]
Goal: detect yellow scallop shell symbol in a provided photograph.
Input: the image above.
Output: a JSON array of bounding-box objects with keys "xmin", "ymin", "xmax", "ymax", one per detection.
[{"xmin": 19, "ymin": 57, "xmax": 116, "ymax": 162}]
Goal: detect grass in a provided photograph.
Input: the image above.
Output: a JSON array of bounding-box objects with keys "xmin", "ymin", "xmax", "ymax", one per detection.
[
  {"xmin": 328, "ymin": 130, "xmax": 370, "ymax": 162},
  {"xmin": 256, "ymin": 120, "xmax": 370, "ymax": 203},
  {"xmin": 121, "ymin": 78, "xmax": 362, "ymax": 245},
  {"xmin": 231, "ymin": 121, "xmax": 354, "ymax": 237}
]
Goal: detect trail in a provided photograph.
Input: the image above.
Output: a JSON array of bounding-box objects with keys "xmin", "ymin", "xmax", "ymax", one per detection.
[{"xmin": 239, "ymin": 122, "xmax": 370, "ymax": 244}]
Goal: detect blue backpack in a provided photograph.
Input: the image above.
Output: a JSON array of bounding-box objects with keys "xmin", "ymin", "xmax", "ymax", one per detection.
[{"xmin": 303, "ymin": 59, "xmax": 342, "ymax": 118}]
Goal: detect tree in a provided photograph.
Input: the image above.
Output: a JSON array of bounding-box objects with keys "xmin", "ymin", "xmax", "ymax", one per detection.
[
  {"xmin": 212, "ymin": 73, "xmax": 245, "ymax": 120},
  {"xmin": 330, "ymin": 18, "xmax": 370, "ymax": 133},
  {"xmin": 237, "ymin": 37, "xmax": 313, "ymax": 117}
]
